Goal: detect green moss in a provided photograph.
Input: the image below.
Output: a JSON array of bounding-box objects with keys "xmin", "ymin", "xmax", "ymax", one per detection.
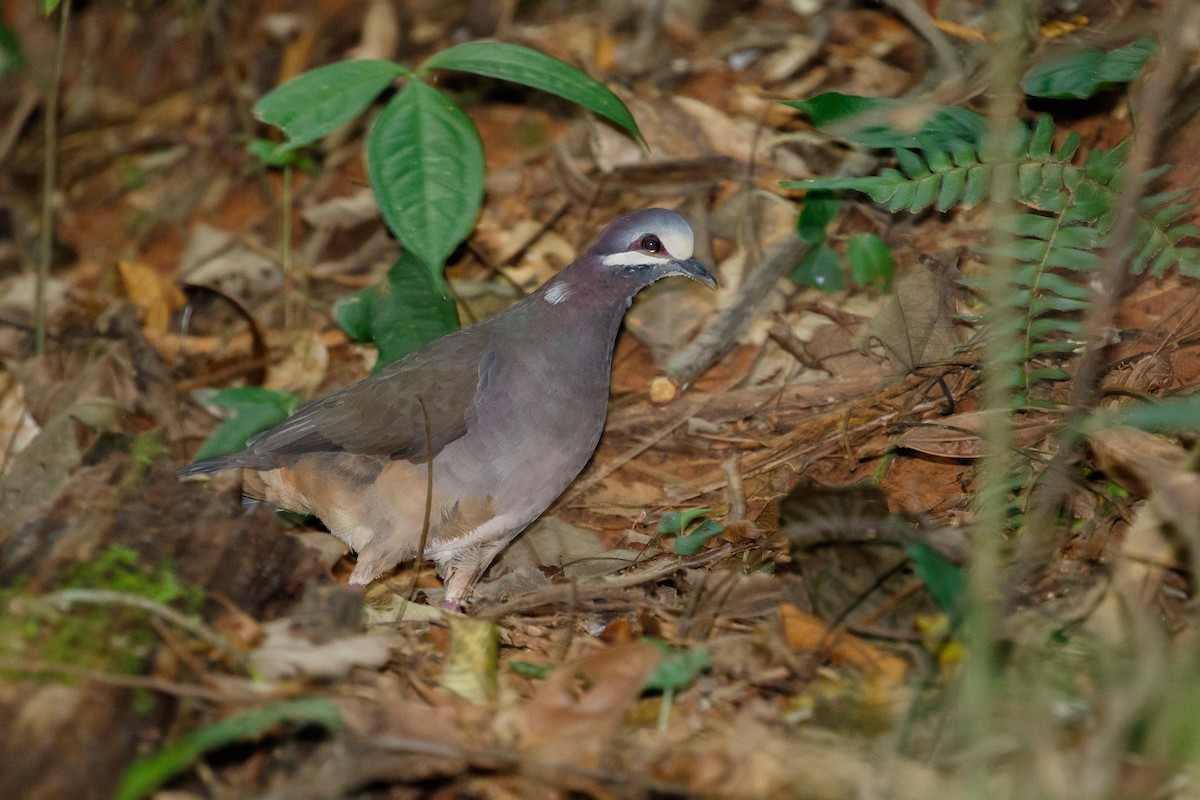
[{"xmin": 0, "ymin": 545, "xmax": 205, "ymax": 681}]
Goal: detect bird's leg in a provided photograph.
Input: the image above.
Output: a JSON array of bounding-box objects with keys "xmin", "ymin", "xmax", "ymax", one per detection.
[{"xmin": 438, "ymin": 534, "xmax": 519, "ymax": 610}]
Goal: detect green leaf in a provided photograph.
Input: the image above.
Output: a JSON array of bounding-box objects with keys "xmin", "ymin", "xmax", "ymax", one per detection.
[
  {"xmin": 114, "ymin": 698, "xmax": 342, "ymax": 800},
  {"xmin": 797, "ymin": 190, "xmax": 839, "ymax": 244},
  {"xmin": 43, "ymin": 0, "xmax": 63, "ymax": 13},
  {"xmin": 642, "ymin": 641, "xmax": 711, "ymax": 692},
  {"xmin": 191, "ymin": 387, "xmax": 299, "ymax": 462},
  {"xmin": 846, "ymin": 233, "xmax": 895, "ymax": 289},
  {"xmin": 656, "ymin": 507, "xmax": 714, "ymax": 535},
  {"xmin": 367, "ymin": 80, "xmax": 485, "ymax": 277},
  {"xmin": 254, "ymin": 60, "xmax": 405, "ymax": 152},
  {"xmin": 673, "ymin": 518, "xmax": 725, "ymax": 555},
  {"xmin": 785, "ymin": 92, "xmax": 986, "ymax": 151},
  {"xmin": 333, "ymin": 250, "xmax": 460, "ymax": 369},
  {"xmin": 421, "ymin": 41, "xmax": 641, "ymax": 142},
  {"xmin": 0, "ymin": 24, "xmax": 23, "ymax": 75},
  {"xmin": 908, "ymin": 542, "xmax": 964, "ymax": 615},
  {"xmin": 1023, "ymin": 37, "xmax": 1156, "ymax": 100},
  {"xmin": 789, "ymin": 244, "xmax": 845, "ymax": 291}
]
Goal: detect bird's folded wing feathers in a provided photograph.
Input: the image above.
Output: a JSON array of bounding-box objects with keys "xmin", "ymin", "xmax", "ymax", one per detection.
[{"xmin": 245, "ymin": 330, "xmax": 491, "ymax": 462}]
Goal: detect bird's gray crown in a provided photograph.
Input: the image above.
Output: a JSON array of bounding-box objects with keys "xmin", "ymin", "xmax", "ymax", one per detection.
[{"xmin": 590, "ymin": 208, "xmax": 695, "ymax": 268}]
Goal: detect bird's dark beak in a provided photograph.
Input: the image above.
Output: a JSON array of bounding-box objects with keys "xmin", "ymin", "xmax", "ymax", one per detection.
[{"xmin": 673, "ymin": 258, "xmax": 717, "ymax": 289}]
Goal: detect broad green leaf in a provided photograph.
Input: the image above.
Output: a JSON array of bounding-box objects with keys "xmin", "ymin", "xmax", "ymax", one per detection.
[
  {"xmin": 673, "ymin": 518, "xmax": 725, "ymax": 555},
  {"xmin": 191, "ymin": 387, "xmax": 299, "ymax": 462},
  {"xmin": 334, "ymin": 251, "xmax": 461, "ymax": 369},
  {"xmin": 367, "ymin": 80, "xmax": 485, "ymax": 276},
  {"xmin": 43, "ymin": 0, "xmax": 63, "ymax": 13},
  {"xmin": 789, "ymin": 244, "xmax": 845, "ymax": 291},
  {"xmin": 846, "ymin": 233, "xmax": 895, "ymax": 289},
  {"xmin": 1023, "ymin": 37, "xmax": 1156, "ymax": 100},
  {"xmin": 908, "ymin": 542, "xmax": 963, "ymax": 615},
  {"xmin": 421, "ymin": 41, "xmax": 641, "ymax": 142},
  {"xmin": 114, "ymin": 698, "xmax": 342, "ymax": 800},
  {"xmin": 656, "ymin": 507, "xmax": 713, "ymax": 535},
  {"xmin": 254, "ymin": 60, "xmax": 405, "ymax": 152},
  {"xmin": 797, "ymin": 190, "xmax": 839, "ymax": 244}
]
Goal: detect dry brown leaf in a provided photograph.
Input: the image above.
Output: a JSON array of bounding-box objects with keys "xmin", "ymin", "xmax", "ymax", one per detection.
[
  {"xmin": 779, "ymin": 603, "xmax": 907, "ymax": 685},
  {"xmin": 0, "ymin": 369, "xmax": 39, "ymax": 478},
  {"xmin": 495, "ymin": 641, "xmax": 660, "ymax": 769},
  {"xmin": 117, "ymin": 259, "xmax": 187, "ymax": 338},
  {"xmin": 862, "ymin": 260, "xmax": 961, "ymax": 373},
  {"xmin": 897, "ymin": 409, "xmax": 1061, "ymax": 459},
  {"xmin": 264, "ymin": 328, "xmax": 330, "ymax": 396}
]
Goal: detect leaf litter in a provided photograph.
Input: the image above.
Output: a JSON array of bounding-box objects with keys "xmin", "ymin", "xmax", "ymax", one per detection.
[{"xmin": 2, "ymin": 1, "xmax": 1200, "ymax": 798}]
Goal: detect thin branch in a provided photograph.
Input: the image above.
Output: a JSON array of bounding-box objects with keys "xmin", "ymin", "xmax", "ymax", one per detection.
[{"xmin": 41, "ymin": 588, "xmax": 247, "ymax": 668}]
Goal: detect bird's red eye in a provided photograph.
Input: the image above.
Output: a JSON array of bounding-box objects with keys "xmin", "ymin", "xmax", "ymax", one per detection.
[{"xmin": 641, "ymin": 235, "xmax": 663, "ymax": 253}]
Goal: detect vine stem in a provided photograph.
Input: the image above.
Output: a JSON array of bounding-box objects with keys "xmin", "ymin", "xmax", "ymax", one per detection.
[{"xmin": 34, "ymin": 0, "xmax": 72, "ymax": 356}]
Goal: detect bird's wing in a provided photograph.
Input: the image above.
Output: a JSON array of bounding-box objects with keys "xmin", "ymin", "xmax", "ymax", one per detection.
[{"xmin": 245, "ymin": 327, "xmax": 492, "ymax": 463}]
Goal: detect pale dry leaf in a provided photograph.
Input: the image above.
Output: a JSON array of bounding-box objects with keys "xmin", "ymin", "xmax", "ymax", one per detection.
[
  {"xmin": 264, "ymin": 328, "xmax": 329, "ymax": 396},
  {"xmin": 897, "ymin": 409, "xmax": 1061, "ymax": 459},
  {"xmin": 589, "ymin": 89, "xmax": 710, "ymax": 173},
  {"xmin": 301, "ymin": 189, "xmax": 379, "ymax": 230},
  {"xmin": 862, "ymin": 260, "xmax": 961, "ymax": 373},
  {"xmin": 118, "ymin": 259, "xmax": 187, "ymax": 338},
  {"xmin": 672, "ymin": 95, "xmax": 765, "ymax": 165},
  {"xmin": 441, "ymin": 615, "xmax": 499, "ymax": 704},
  {"xmin": 0, "ymin": 370, "xmax": 40, "ymax": 478},
  {"xmin": 249, "ymin": 618, "xmax": 393, "ymax": 680},
  {"xmin": 0, "ymin": 398, "xmax": 122, "ymax": 534},
  {"xmin": 347, "ymin": 0, "xmax": 400, "ymax": 61}
]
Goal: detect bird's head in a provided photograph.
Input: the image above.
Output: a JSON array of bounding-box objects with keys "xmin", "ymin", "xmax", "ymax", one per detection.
[
  {"xmin": 586, "ymin": 208, "xmax": 716, "ymax": 289},
  {"xmin": 542, "ymin": 209, "xmax": 716, "ymax": 306}
]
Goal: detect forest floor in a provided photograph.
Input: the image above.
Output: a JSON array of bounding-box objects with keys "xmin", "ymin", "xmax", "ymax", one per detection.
[{"xmin": 3, "ymin": 1, "xmax": 1200, "ymax": 798}]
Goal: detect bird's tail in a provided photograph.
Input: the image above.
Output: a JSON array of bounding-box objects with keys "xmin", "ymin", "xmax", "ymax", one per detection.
[{"xmin": 177, "ymin": 454, "xmax": 245, "ymax": 480}]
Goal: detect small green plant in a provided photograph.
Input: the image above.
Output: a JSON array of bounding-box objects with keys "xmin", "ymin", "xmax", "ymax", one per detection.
[
  {"xmin": 189, "ymin": 387, "xmax": 298, "ymax": 462},
  {"xmin": 658, "ymin": 507, "xmax": 726, "ymax": 555},
  {"xmin": 783, "ymin": 91, "xmax": 1198, "ymax": 405},
  {"xmin": 790, "ymin": 191, "xmax": 896, "ymax": 292},
  {"xmin": 255, "ymin": 41, "xmax": 641, "ymax": 366}
]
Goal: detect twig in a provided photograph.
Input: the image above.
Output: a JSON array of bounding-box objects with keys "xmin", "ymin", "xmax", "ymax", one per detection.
[
  {"xmin": 0, "ymin": 657, "xmax": 235, "ymax": 702},
  {"xmin": 476, "ymin": 544, "xmax": 736, "ymax": 618},
  {"xmin": 665, "ymin": 234, "xmax": 807, "ymax": 387},
  {"xmin": 41, "ymin": 588, "xmax": 247, "ymax": 669},
  {"xmin": 34, "ymin": 0, "xmax": 72, "ymax": 356},
  {"xmin": 876, "ymin": 0, "xmax": 963, "ymax": 82}
]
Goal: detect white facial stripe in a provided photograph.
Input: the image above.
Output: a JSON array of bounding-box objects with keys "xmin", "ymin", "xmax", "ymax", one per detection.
[
  {"xmin": 600, "ymin": 251, "xmax": 673, "ymax": 268},
  {"xmin": 544, "ymin": 282, "xmax": 570, "ymax": 304}
]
